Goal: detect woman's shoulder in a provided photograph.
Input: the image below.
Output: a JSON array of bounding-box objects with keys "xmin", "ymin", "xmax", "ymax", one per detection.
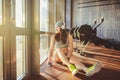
[{"xmin": 51, "ymin": 34, "xmax": 55, "ymax": 37}]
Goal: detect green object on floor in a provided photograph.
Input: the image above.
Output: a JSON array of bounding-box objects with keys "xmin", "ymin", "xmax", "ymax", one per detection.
[
  {"xmin": 87, "ymin": 64, "xmax": 95, "ymax": 73},
  {"xmin": 86, "ymin": 62, "xmax": 102, "ymax": 77},
  {"xmin": 69, "ymin": 64, "xmax": 78, "ymax": 75},
  {"xmin": 69, "ymin": 64, "xmax": 76, "ymax": 71}
]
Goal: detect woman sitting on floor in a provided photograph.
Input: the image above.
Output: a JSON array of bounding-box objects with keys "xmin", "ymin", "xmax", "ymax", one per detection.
[{"xmin": 47, "ymin": 21, "xmax": 102, "ymax": 76}]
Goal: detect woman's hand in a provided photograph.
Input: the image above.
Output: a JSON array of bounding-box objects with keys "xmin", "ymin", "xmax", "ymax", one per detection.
[{"xmin": 47, "ymin": 57, "xmax": 53, "ymax": 64}]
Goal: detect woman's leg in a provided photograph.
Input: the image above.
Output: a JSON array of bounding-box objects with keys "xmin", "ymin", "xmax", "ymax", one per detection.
[
  {"xmin": 55, "ymin": 48, "xmax": 78, "ymax": 75},
  {"xmin": 70, "ymin": 55, "xmax": 102, "ymax": 76},
  {"xmin": 70, "ymin": 55, "xmax": 88, "ymax": 72},
  {"xmin": 52, "ymin": 50, "xmax": 61, "ymax": 63},
  {"xmin": 55, "ymin": 48, "xmax": 70, "ymax": 66}
]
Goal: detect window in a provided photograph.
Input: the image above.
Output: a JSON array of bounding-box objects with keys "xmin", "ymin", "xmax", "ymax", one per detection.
[
  {"xmin": 40, "ymin": 0, "xmax": 49, "ymax": 31},
  {"xmin": 40, "ymin": 34, "xmax": 49, "ymax": 64},
  {"xmin": 15, "ymin": 0, "xmax": 28, "ymax": 79},
  {"xmin": 0, "ymin": 0, "xmax": 29, "ymax": 79},
  {"xmin": 16, "ymin": 36, "xmax": 26, "ymax": 79},
  {"xmin": 0, "ymin": 0, "xmax": 2, "ymax": 25},
  {"xmin": 15, "ymin": 0, "xmax": 25, "ymax": 28},
  {"xmin": 40, "ymin": 0, "xmax": 49, "ymax": 65},
  {"xmin": 0, "ymin": 37, "xmax": 3, "ymax": 80}
]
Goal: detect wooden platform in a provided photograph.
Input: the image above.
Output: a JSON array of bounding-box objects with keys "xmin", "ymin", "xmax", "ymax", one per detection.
[{"xmin": 28, "ymin": 43, "xmax": 120, "ymax": 80}]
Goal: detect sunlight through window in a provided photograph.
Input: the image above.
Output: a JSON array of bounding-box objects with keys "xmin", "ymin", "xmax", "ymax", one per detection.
[
  {"xmin": 40, "ymin": 0, "xmax": 49, "ymax": 31},
  {"xmin": 0, "ymin": 37, "xmax": 3, "ymax": 80},
  {"xmin": 40, "ymin": 34, "xmax": 49, "ymax": 64},
  {"xmin": 40, "ymin": 0, "xmax": 49, "ymax": 65},
  {"xmin": 15, "ymin": 0, "xmax": 25, "ymax": 28},
  {"xmin": 0, "ymin": 0, "xmax": 2, "ymax": 25},
  {"xmin": 16, "ymin": 36, "xmax": 25, "ymax": 79}
]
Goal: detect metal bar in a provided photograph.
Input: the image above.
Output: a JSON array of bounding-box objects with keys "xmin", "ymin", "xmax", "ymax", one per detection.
[{"xmin": 78, "ymin": 2, "xmax": 120, "ymax": 8}]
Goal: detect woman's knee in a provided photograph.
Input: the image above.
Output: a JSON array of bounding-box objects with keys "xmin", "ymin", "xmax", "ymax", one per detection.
[
  {"xmin": 52, "ymin": 53, "xmax": 61, "ymax": 62},
  {"xmin": 52, "ymin": 57, "xmax": 61, "ymax": 62},
  {"xmin": 69, "ymin": 55, "xmax": 82, "ymax": 63}
]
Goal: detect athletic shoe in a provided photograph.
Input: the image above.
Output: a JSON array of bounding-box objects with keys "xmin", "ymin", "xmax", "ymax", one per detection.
[
  {"xmin": 68, "ymin": 64, "xmax": 78, "ymax": 75},
  {"xmin": 86, "ymin": 62, "xmax": 102, "ymax": 77}
]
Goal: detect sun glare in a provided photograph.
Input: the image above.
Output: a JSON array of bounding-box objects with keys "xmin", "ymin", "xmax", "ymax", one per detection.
[{"xmin": 15, "ymin": 0, "xmax": 25, "ymax": 28}]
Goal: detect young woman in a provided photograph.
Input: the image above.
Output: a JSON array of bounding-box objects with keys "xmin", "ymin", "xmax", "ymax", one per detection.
[{"xmin": 47, "ymin": 21, "xmax": 101, "ymax": 76}]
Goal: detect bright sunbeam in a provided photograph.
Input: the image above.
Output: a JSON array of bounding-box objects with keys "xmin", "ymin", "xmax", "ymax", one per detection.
[
  {"xmin": 0, "ymin": 0, "xmax": 2, "ymax": 25},
  {"xmin": 40, "ymin": 0, "xmax": 49, "ymax": 31},
  {"xmin": 15, "ymin": 0, "xmax": 25, "ymax": 28}
]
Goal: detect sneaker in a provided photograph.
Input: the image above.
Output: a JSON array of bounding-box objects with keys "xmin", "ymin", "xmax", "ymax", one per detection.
[
  {"xmin": 68, "ymin": 64, "xmax": 78, "ymax": 75},
  {"xmin": 86, "ymin": 62, "xmax": 102, "ymax": 77}
]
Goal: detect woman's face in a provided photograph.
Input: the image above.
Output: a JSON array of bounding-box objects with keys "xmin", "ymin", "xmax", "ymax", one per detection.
[{"xmin": 55, "ymin": 27, "xmax": 61, "ymax": 33}]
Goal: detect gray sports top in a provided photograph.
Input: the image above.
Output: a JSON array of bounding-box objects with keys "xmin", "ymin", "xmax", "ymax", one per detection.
[{"xmin": 55, "ymin": 38, "xmax": 68, "ymax": 48}]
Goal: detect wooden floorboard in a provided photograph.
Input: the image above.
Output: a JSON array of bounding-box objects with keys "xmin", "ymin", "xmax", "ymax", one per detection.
[
  {"xmin": 40, "ymin": 44, "xmax": 120, "ymax": 80},
  {"xmin": 28, "ymin": 43, "xmax": 120, "ymax": 80},
  {"xmin": 26, "ymin": 74, "xmax": 47, "ymax": 80},
  {"xmin": 40, "ymin": 61, "xmax": 120, "ymax": 80}
]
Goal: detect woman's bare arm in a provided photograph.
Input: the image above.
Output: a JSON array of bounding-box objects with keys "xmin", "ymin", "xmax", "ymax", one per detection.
[
  {"xmin": 48, "ymin": 35, "xmax": 55, "ymax": 62},
  {"xmin": 67, "ymin": 34, "xmax": 73, "ymax": 58}
]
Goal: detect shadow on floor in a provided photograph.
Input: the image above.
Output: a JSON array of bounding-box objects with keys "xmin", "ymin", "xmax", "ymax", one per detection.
[
  {"xmin": 76, "ymin": 68, "xmax": 120, "ymax": 80},
  {"xmin": 27, "ymin": 74, "xmax": 47, "ymax": 80}
]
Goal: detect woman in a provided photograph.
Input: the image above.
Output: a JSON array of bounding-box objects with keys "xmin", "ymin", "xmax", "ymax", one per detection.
[{"xmin": 47, "ymin": 21, "xmax": 101, "ymax": 76}]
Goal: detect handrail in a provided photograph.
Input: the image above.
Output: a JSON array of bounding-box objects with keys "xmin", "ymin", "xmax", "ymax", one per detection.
[{"xmin": 40, "ymin": 31, "xmax": 55, "ymax": 35}]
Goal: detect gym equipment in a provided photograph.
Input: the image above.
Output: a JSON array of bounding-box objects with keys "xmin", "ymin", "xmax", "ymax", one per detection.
[{"xmin": 67, "ymin": 17, "xmax": 120, "ymax": 50}]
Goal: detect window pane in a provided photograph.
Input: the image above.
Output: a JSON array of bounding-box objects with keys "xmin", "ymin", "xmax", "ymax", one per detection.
[
  {"xmin": 40, "ymin": 0, "xmax": 49, "ymax": 65},
  {"xmin": 40, "ymin": 34, "xmax": 49, "ymax": 65},
  {"xmin": 16, "ymin": 36, "xmax": 25, "ymax": 78},
  {"xmin": 0, "ymin": 0, "xmax": 2, "ymax": 25},
  {"xmin": 40, "ymin": 0, "xmax": 49, "ymax": 31},
  {"xmin": 0, "ymin": 37, "xmax": 3, "ymax": 80},
  {"xmin": 15, "ymin": 0, "xmax": 25, "ymax": 28}
]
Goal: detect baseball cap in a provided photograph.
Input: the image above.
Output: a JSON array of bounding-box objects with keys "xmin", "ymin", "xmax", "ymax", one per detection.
[{"xmin": 55, "ymin": 21, "xmax": 65, "ymax": 29}]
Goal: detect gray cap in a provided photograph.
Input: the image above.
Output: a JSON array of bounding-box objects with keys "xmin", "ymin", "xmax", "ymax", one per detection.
[{"xmin": 55, "ymin": 21, "xmax": 65, "ymax": 29}]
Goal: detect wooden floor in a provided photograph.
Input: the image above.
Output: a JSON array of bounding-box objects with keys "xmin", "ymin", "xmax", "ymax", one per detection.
[{"xmin": 28, "ymin": 43, "xmax": 120, "ymax": 80}]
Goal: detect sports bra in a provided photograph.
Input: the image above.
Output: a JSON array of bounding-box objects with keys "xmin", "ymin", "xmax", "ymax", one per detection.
[
  {"xmin": 55, "ymin": 34, "xmax": 69, "ymax": 48},
  {"xmin": 55, "ymin": 40, "xmax": 68, "ymax": 48}
]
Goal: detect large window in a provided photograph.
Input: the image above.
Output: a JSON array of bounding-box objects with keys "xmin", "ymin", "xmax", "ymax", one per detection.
[
  {"xmin": 40, "ymin": 0, "xmax": 49, "ymax": 64},
  {"xmin": 0, "ymin": 37, "xmax": 3, "ymax": 80},
  {"xmin": 16, "ymin": 36, "xmax": 26, "ymax": 79},
  {"xmin": 0, "ymin": 0, "xmax": 2, "ymax": 25},
  {"xmin": 15, "ymin": 0, "xmax": 25, "ymax": 28}
]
